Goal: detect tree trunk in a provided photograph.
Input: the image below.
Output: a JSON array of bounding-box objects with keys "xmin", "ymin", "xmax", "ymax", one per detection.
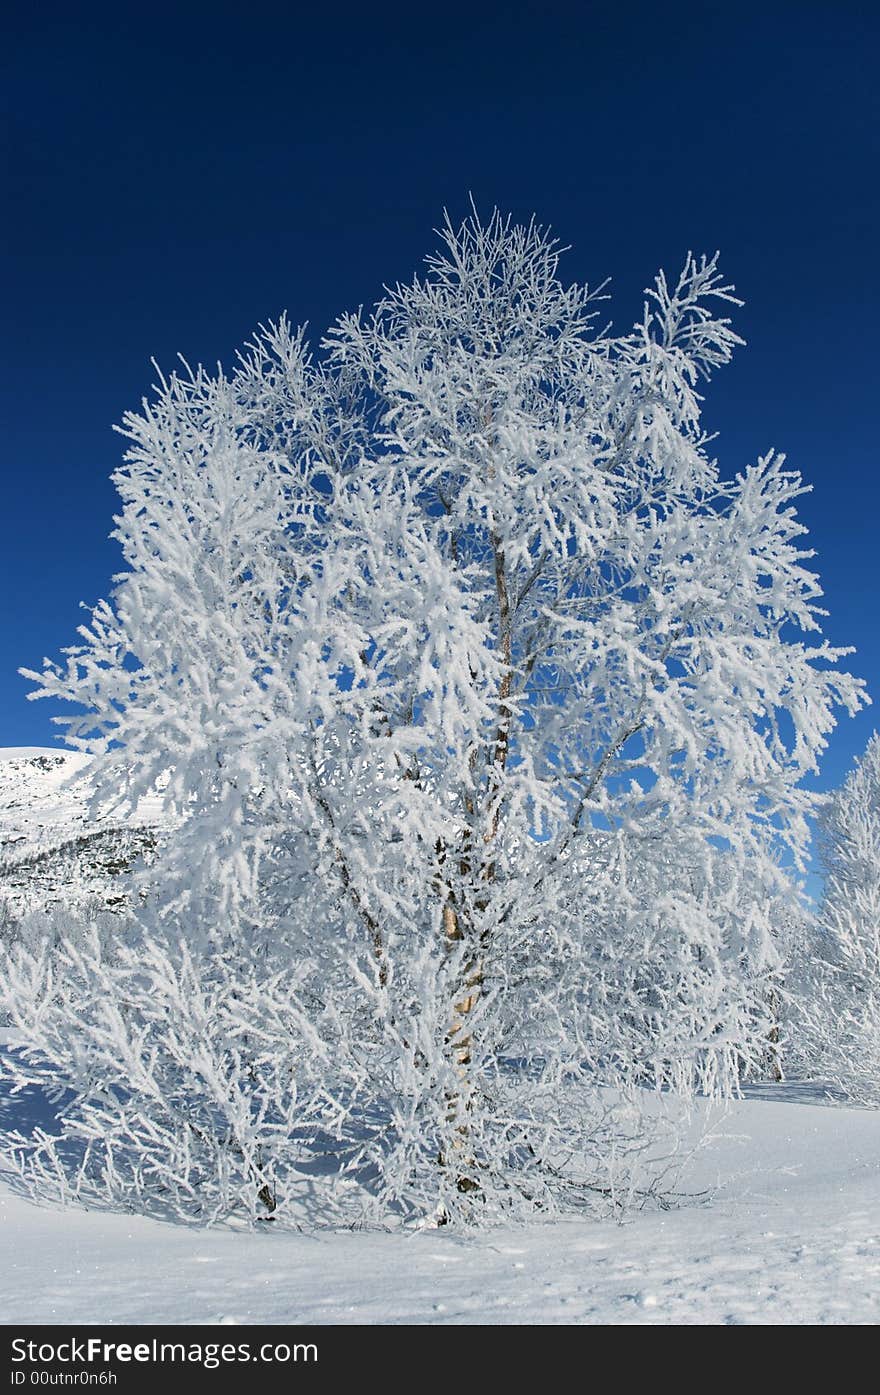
[
  {"xmin": 766, "ymin": 985, "xmax": 783, "ymax": 1082},
  {"xmin": 441, "ymin": 899, "xmax": 482, "ymax": 1195}
]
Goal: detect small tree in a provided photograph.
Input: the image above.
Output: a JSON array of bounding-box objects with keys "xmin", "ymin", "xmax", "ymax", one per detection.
[{"xmin": 5, "ymin": 210, "xmax": 864, "ymax": 1224}]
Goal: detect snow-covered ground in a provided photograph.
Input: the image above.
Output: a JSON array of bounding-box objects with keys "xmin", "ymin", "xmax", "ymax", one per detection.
[{"xmin": 1, "ymin": 1085, "xmax": 878, "ymax": 1325}]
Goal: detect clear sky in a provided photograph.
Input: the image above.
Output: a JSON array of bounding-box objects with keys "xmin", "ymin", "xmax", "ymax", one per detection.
[{"xmin": 2, "ymin": 0, "xmax": 877, "ymax": 793}]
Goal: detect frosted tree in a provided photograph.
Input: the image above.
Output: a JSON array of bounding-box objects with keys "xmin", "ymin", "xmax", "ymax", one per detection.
[
  {"xmin": 4, "ymin": 209, "xmax": 865, "ymax": 1224},
  {"xmin": 796, "ymin": 734, "xmax": 880, "ymax": 1101}
]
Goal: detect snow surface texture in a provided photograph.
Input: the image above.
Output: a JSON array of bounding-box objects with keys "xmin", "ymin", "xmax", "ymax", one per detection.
[
  {"xmin": 1, "ymin": 1087, "xmax": 877, "ymax": 1325},
  {"xmin": 0, "ymin": 748, "xmax": 162, "ymax": 920}
]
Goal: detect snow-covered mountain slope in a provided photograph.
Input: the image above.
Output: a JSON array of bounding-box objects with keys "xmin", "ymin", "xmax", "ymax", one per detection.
[
  {"xmin": 0, "ymin": 747, "xmax": 92, "ymax": 842},
  {"xmin": 0, "ymin": 747, "xmax": 162, "ymax": 921}
]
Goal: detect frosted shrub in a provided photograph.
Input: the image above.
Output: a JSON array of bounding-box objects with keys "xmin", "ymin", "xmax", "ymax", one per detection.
[{"xmin": 0, "ymin": 919, "xmax": 326, "ymax": 1223}]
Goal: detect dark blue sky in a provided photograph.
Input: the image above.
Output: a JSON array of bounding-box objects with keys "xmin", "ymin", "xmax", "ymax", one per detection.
[{"xmin": 3, "ymin": 1, "xmax": 877, "ymax": 790}]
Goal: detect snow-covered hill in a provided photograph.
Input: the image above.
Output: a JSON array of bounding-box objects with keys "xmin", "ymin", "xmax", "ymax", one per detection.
[
  {"xmin": 0, "ymin": 747, "xmax": 93, "ymax": 842},
  {"xmin": 0, "ymin": 747, "xmax": 162, "ymax": 922}
]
